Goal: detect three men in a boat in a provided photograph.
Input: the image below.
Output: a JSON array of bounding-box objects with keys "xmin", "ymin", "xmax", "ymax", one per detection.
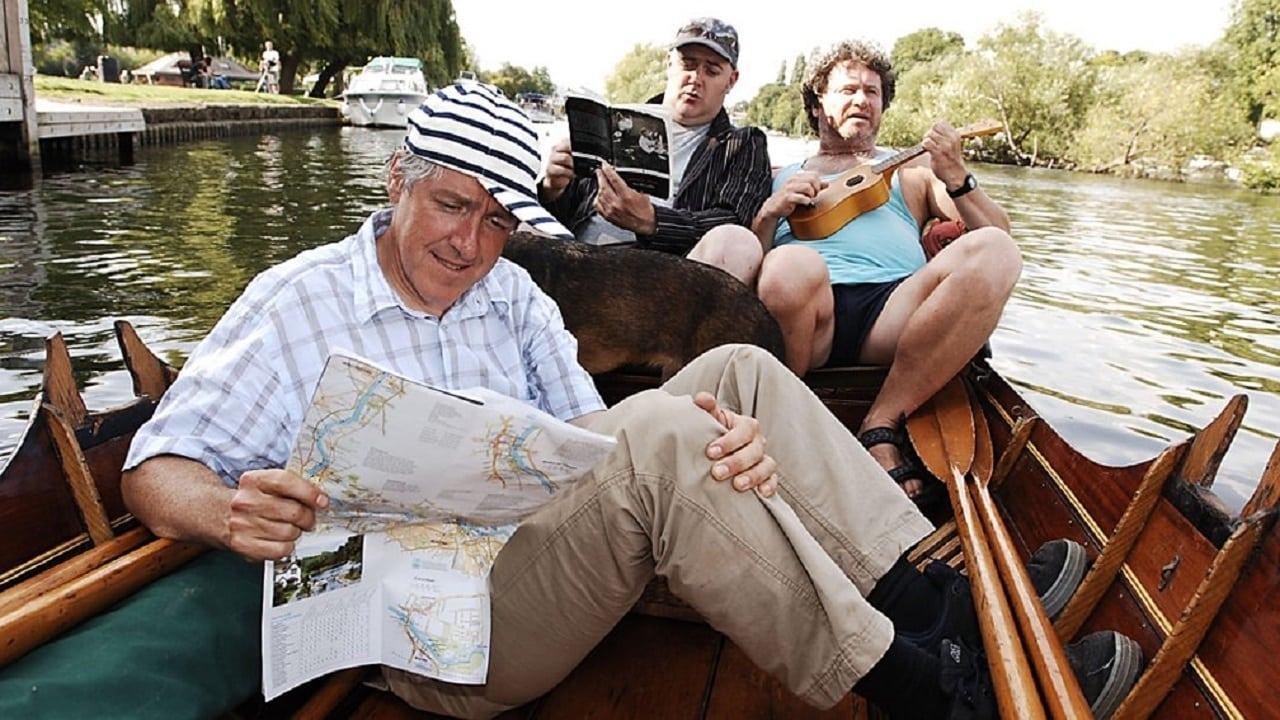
[
  {"xmin": 738, "ymin": 40, "xmax": 1018, "ymax": 505},
  {"xmin": 121, "ymin": 77, "xmax": 1141, "ymax": 718},
  {"xmin": 537, "ymin": 18, "xmax": 771, "ymax": 284}
]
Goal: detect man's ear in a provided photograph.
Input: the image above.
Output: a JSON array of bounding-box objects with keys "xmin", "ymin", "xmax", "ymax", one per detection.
[
  {"xmin": 387, "ymin": 155, "xmax": 405, "ymax": 204},
  {"xmin": 727, "ymin": 69, "xmax": 739, "ymax": 93}
]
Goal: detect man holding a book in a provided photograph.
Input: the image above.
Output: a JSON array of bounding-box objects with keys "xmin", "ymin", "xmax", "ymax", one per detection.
[
  {"xmin": 121, "ymin": 83, "xmax": 1133, "ymax": 720},
  {"xmin": 538, "ymin": 18, "xmax": 773, "ymax": 284}
]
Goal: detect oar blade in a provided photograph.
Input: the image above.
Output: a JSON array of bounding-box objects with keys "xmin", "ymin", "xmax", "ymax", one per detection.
[
  {"xmin": 934, "ymin": 376, "xmax": 975, "ymax": 474},
  {"xmin": 907, "ymin": 398, "xmax": 950, "ymax": 481},
  {"xmin": 969, "ymin": 380, "xmax": 994, "ymax": 485}
]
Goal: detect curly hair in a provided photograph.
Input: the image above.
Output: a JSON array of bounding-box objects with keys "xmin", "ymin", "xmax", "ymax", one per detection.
[{"xmin": 801, "ymin": 40, "xmax": 896, "ymax": 135}]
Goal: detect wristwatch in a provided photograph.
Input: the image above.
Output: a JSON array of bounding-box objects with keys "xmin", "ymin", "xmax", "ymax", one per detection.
[{"xmin": 947, "ymin": 173, "xmax": 977, "ymax": 199}]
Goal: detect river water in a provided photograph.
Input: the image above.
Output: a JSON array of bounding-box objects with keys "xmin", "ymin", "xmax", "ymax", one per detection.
[{"xmin": 2, "ymin": 125, "xmax": 1278, "ymax": 512}]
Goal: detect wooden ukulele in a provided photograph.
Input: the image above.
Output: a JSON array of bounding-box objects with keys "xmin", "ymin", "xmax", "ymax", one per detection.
[{"xmin": 787, "ymin": 119, "xmax": 1003, "ymax": 240}]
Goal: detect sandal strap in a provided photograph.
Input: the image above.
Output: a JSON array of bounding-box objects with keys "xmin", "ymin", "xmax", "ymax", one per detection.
[
  {"xmin": 888, "ymin": 463, "xmax": 927, "ymax": 483},
  {"xmin": 858, "ymin": 426, "xmax": 900, "ymax": 450}
]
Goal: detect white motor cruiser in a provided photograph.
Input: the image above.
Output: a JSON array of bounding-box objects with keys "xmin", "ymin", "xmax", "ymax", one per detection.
[{"xmin": 342, "ymin": 57, "xmax": 430, "ymax": 128}]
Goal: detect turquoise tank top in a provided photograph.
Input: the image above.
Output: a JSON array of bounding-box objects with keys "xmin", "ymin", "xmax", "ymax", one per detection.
[{"xmin": 773, "ymin": 159, "xmax": 925, "ymax": 285}]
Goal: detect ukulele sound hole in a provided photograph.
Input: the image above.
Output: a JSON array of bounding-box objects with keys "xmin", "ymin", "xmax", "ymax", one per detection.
[{"xmin": 845, "ymin": 175, "xmax": 864, "ymax": 187}]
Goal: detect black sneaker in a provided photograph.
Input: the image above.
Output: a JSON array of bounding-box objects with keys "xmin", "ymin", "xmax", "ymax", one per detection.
[
  {"xmin": 937, "ymin": 631, "xmax": 1142, "ymax": 720},
  {"xmin": 1028, "ymin": 539, "xmax": 1088, "ymax": 619},
  {"xmin": 1067, "ymin": 631, "xmax": 1144, "ymax": 720},
  {"xmin": 938, "ymin": 637, "xmax": 996, "ymax": 719},
  {"xmin": 910, "ymin": 538, "xmax": 1088, "ymax": 650},
  {"xmin": 902, "ymin": 560, "xmax": 981, "ymax": 650}
]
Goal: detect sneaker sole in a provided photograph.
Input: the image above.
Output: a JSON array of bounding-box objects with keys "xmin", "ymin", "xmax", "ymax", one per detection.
[
  {"xmin": 1090, "ymin": 633, "xmax": 1144, "ymax": 720},
  {"xmin": 1040, "ymin": 539, "xmax": 1087, "ymax": 619}
]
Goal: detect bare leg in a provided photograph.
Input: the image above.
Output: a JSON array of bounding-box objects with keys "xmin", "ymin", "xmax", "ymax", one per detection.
[
  {"xmin": 857, "ymin": 228, "xmax": 1022, "ymax": 492},
  {"xmin": 757, "ymin": 246, "xmax": 835, "ymax": 374},
  {"xmin": 686, "ymin": 224, "xmax": 764, "ymax": 285}
]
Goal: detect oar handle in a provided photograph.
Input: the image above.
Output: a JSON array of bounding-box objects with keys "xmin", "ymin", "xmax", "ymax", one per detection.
[
  {"xmin": 975, "ymin": 483, "xmax": 1093, "ymax": 720},
  {"xmin": 946, "ymin": 466, "xmax": 1047, "ymax": 720}
]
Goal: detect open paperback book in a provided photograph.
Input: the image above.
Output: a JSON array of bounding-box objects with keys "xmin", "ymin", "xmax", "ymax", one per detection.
[
  {"xmin": 261, "ymin": 352, "xmax": 616, "ymax": 699},
  {"xmin": 565, "ymin": 93, "xmax": 674, "ymax": 201}
]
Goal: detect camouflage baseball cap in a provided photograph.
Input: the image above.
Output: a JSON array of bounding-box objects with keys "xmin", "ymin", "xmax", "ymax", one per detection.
[{"xmin": 671, "ymin": 17, "xmax": 739, "ymax": 67}]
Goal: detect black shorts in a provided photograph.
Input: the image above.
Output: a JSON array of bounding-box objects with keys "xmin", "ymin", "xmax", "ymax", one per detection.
[{"xmin": 823, "ymin": 278, "xmax": 907, "ymax": 368}]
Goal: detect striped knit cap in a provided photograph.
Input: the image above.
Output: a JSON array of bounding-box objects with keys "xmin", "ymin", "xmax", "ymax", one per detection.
[{"xmin": 404, "ymin": 83, "xmax": 572, "ymax": 240}]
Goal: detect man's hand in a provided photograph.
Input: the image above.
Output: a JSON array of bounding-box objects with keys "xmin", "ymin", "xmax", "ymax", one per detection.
[
  {"xmin": 227, "ymin": 468, "xmax": 329, "ymax": 562},
  {"xmin": 595, "ymin": 163, "xmax": 657, "ymax": 234},
  {"xmin": 921, "ymin": 121, "xmax": 968, "ymax": 191},
  {"xmin": 693, "ymin": 391, "xmax": 779, "ymax": 497},
  {"xmin": 540, "ymin": 138, "xmax": 575, "ymax": 203},
  {"xmin": 760, "ymin": 171, "xmax": 827, "ymax": 221}
]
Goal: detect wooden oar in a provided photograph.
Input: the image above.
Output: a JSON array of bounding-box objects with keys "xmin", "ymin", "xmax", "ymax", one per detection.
[
  {"xmin": 907, "ymin": 377, "xmax": 1046, "ymax": 720},
  {"xmin": 966, "ymin": 382, "xmax": 1093, "ymax": 720}
]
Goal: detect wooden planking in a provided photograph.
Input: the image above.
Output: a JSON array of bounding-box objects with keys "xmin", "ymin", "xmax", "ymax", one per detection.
[
  {"xmin": 294, "ymin": 668, "xmax": 375, "ymax": 720},
  {"xmin": 703, "ymin": 641, "xmax": 858, "ymax": 720},
  {"xmin": 1112, "ymin": 514, "xmax": 1272, "ymax": 720},
  {"xmin": 1, "ymin": 0, "xmax": 14, "ymax": 74},
  {"xmin": 348, "ymin": 691, "xmax": 537, "ymax": 719},
  {"xmin": 1178, "ymin": 395, "xmax": 1246, "ymax": 489},
  {"xmin": 0, "ymin": 526, "xmax": 149, "ymax": 617},
  {"xmin": 0, "ymin": 538, "xmax": 204, "ymax": 666},
  {"xmin": 116, "ymin": 320, "xmax": 178, "ymax": 398},
  {"xmin": 42, "ymin": 332, "xmax": 87, "ymax": 428},
  {"xmin": 43, "ymin": 403, "xmax": 113, "ymax": 545},
  {"xmin": 1054, "ymin": 442, "xmax": 1186, "ymax": 640},
  {"xmin": 533, "ymin": 614, "xmax": 721, "ymax": 719},
  {"xmin": 36, "ymin": 100, "xmax": 145, "ymax": 139}
]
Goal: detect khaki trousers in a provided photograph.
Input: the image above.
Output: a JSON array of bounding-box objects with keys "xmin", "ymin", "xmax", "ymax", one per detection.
[{"xmin": 385, "ymin": 345, "xmax": 934, "ymax": 718}]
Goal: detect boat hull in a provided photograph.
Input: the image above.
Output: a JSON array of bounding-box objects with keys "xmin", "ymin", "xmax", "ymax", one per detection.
[
  {"xmin": 341, "ymin": 92, "xmax": 428, "ymax": 128},
  {"xmin": 2, "ymin": 325, "xmax": 1277, "ymax": 718}
]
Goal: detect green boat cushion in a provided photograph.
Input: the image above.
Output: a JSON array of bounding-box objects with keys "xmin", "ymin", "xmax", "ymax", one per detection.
[{"xmin": 0, "ymin": 550, "xmax": 261, "ymax": 719}]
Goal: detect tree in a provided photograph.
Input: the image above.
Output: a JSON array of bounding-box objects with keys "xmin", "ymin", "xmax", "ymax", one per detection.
[
  {"xmin": 790, "ymin": 54, "xmax": 807, "ymax": 85},
  {"xmin": 136, "ymin": 0, "xmax": 465, "ymax": 96},
  {"xmin": 892, "ymin": 28, "xmax": 964, "ymax": 76},
  {"xmin": 606, "ymin": 44, "xmax": 667, "ymax": 103},
  {"xmin": 29, "ymin": 0, "xmax": 110, "ymax": 45},
  {"xmin": 964, "ymin": 13, "xmax": 1096, "ymax": 165},
  {"xmin": 776, "ymin": 60, "xmax": 787, "ymax": 84},
  {"xmin": 483, "ymin": 63, "xmax": 555, "ymax": 98},
  {"xmin": 1071, "ymin": 50, "xmax": 1253, "ymax": 174},
  {"xmin": 1224, "ymin": 0, "xmax": 1280, "ymax": 121}
]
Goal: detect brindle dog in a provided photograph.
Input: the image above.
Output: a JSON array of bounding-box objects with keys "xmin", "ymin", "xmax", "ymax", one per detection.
[{"xmin": 502, "ymin": 231, "xmax": 785, "ymax": 377}]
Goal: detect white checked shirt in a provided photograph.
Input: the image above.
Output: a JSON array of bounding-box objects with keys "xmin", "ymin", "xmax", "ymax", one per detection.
[{"xmin": 125, "ymin": 209, "xmax": 605, "ymax": 484}]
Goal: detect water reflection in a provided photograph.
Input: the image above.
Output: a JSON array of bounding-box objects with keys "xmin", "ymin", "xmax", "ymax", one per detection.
[{"xmin": 1, "ymin": 129, "xmax": 1278, "ymax": 512}]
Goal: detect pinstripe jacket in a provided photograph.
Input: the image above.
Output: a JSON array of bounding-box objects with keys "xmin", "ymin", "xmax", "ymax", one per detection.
[{"xmin": 541, "ymin": 99, "xmax": 772, "ymax": 254}]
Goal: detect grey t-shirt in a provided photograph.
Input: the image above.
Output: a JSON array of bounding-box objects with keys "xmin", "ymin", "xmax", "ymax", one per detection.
[{"xmin": 580, "ymin": 121, "xmax": 712, "ymax": 246}]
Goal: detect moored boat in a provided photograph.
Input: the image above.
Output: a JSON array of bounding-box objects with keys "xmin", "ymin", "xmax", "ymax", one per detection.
[
  {"xmin": 0, "ymin": 321, "xmax": 1277, "ymax": 718},
  {"xmin": 342, "ymin": 57, "xmax": 431, "ymax": 128}
]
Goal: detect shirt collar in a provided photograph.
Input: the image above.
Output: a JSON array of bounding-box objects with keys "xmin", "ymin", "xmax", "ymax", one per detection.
[{"xmin": 351, "ymin": 208, "xmax": 511, "ymax": 323}]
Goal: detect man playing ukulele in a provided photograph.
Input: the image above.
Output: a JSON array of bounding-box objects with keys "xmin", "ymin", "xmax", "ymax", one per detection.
[{"xmin": 734, "ymin": 40, "xmax": 1019, "ymax": 505}]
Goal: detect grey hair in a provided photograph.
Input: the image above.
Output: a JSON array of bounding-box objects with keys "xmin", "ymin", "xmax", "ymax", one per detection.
[{"xmin": 385, "ymin": 147, "xmax": 443, "ymax": 193}]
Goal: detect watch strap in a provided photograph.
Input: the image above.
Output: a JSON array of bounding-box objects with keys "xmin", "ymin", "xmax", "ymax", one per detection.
[{"xmin": 947, "ymin": 173, "xmax": 977, "ymax": 199}]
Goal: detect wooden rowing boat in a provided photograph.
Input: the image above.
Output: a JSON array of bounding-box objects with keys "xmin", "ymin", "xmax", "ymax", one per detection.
[{"xmin": 1, "ymin": 320, "xmax": 1277, "ymax": 718}]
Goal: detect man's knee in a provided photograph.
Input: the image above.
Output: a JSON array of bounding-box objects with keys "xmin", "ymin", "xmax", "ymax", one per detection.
[
  {"xmin": 688, "ymin": 225, "xmax": 763, "ymax": 282},
  {"xmin": 606, "ymin": 389, "xmax": 733, "ymax": 498},
  {"xmin": 950, "ymin": 228, "xmax": 1022, "ymax": 300},
  {"xmin": 757, "ymin": 246, "xmax": 828, "ymax": 314}
]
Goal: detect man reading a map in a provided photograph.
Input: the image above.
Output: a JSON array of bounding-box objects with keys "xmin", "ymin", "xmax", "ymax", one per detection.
[{"xmin": 122, "ymin": 83, "xmax": 1139, "ymax": 720}]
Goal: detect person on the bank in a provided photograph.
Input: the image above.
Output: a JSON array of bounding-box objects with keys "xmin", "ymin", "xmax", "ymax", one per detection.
[
  {"xmin": 538, "ymin": 17, "xmax": 771, "ymax": 284},
  {"xmin": 121, "ymin": 83, "xmax": 1137, "ymax": 720},
  {"xmin": 726, "ymin": 40, "xmax": 1019, "ymax": 500},
  {"xmin": 260, "ymin": 41, "xmax": 280, "ymax": 94}
]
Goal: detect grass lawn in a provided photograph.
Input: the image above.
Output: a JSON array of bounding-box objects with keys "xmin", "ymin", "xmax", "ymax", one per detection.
[{"xmin": 34, "ymin": 76, "xmax": 338, "ymax": 107}]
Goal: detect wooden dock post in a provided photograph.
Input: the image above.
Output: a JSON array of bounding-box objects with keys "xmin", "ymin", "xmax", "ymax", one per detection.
[{"xmin": 0, "ymin": 0, "xmax": 40, "ymax": 184}]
